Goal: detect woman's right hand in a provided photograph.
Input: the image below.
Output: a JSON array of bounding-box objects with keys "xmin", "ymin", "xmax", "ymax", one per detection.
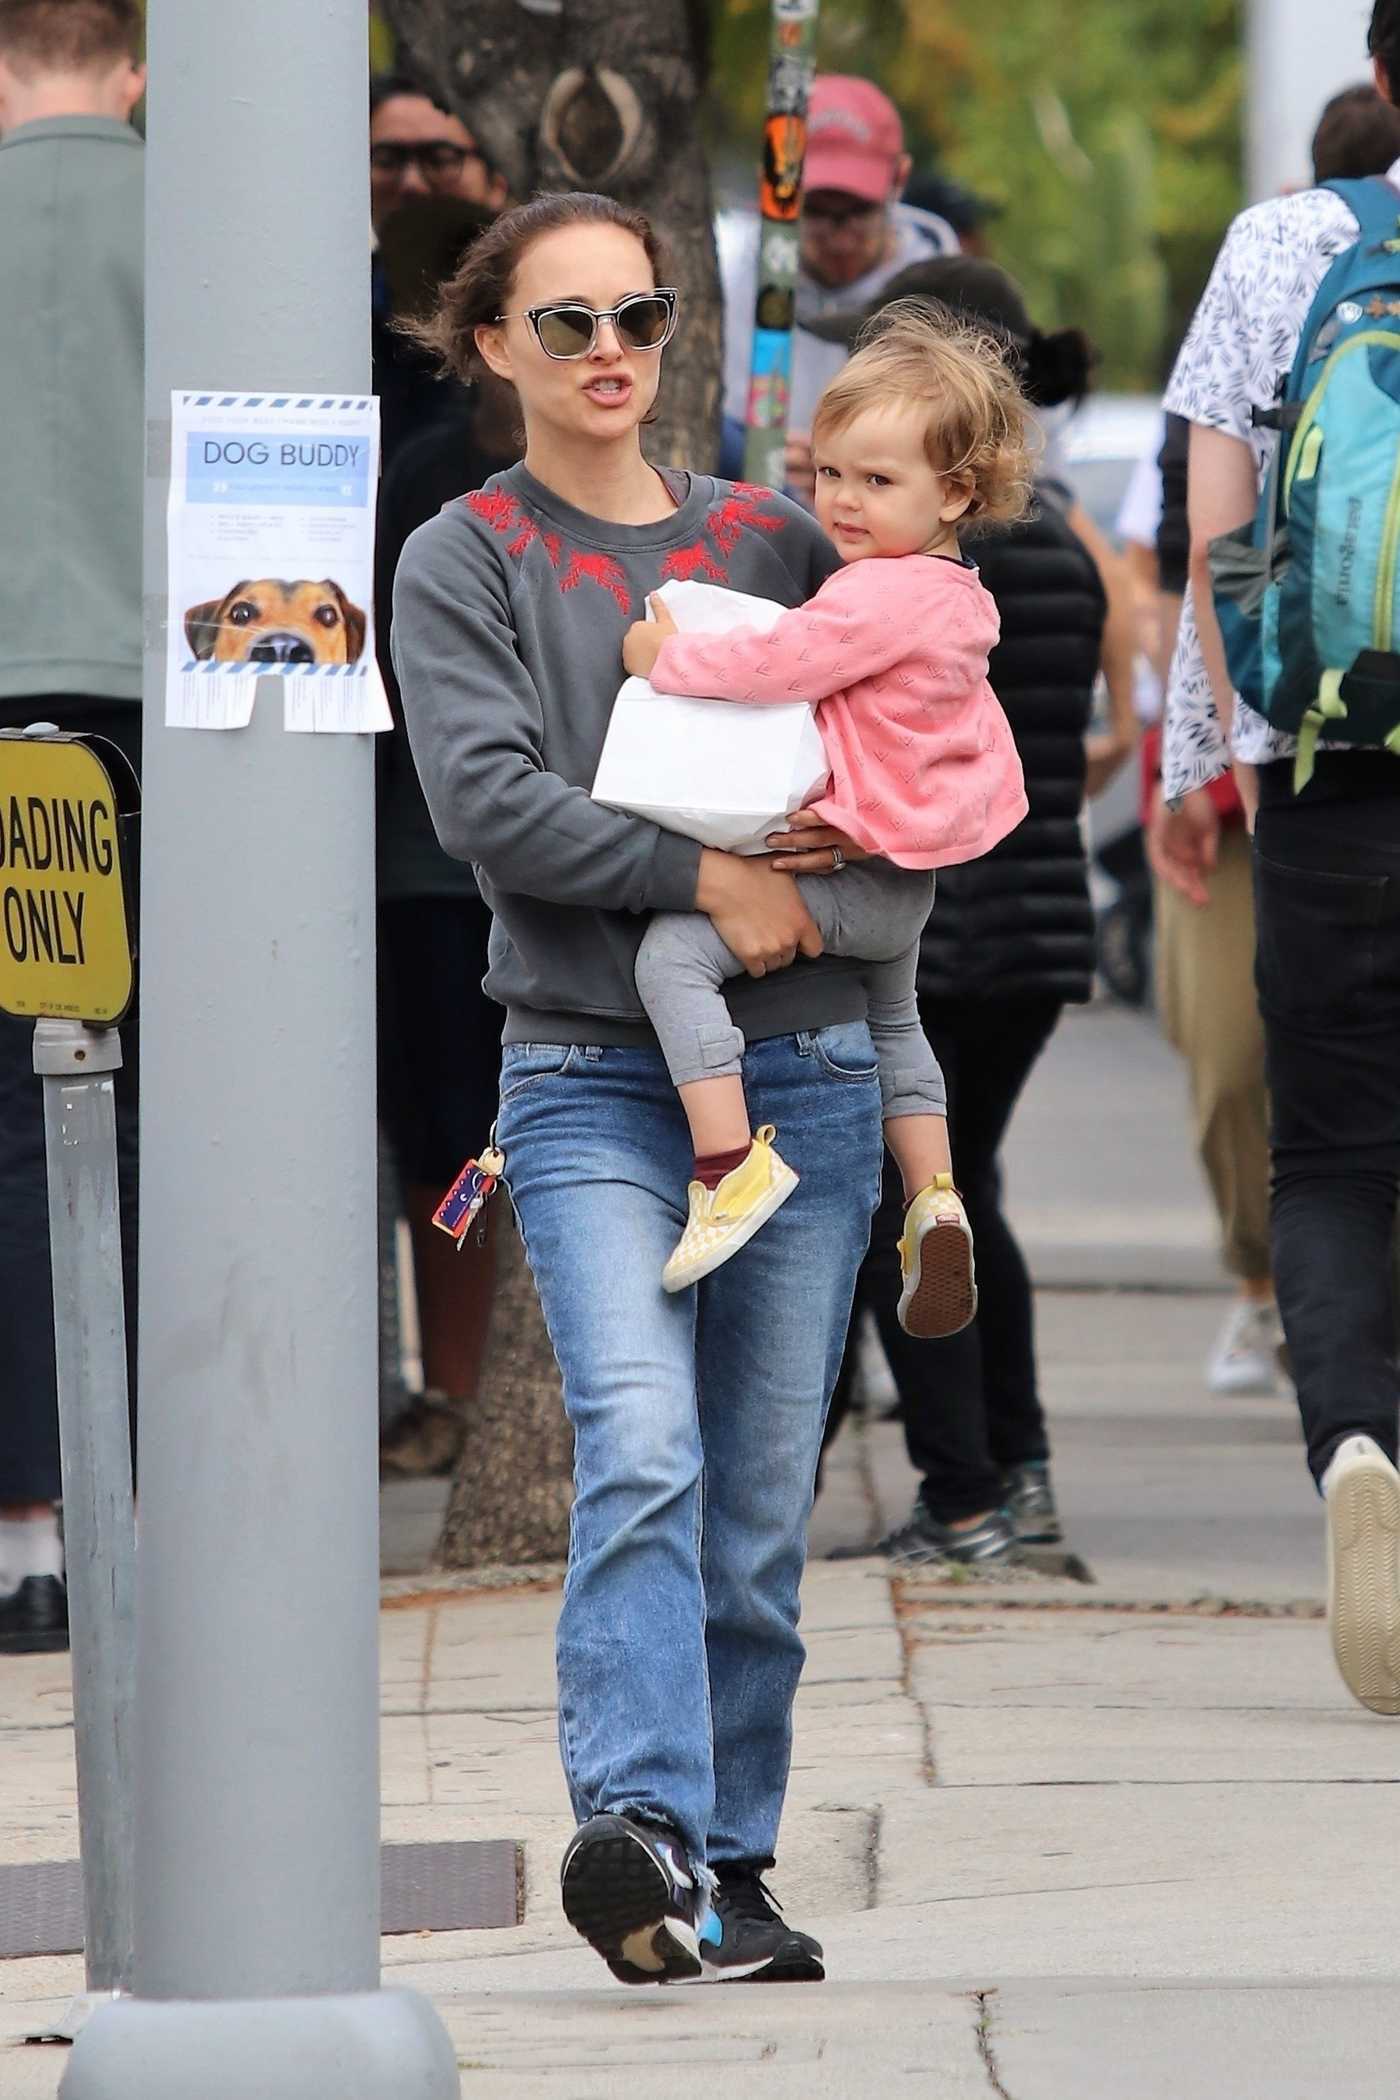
[{"xmin": 696, "ymin": 849, "xmax": 824, "ymax": 977}]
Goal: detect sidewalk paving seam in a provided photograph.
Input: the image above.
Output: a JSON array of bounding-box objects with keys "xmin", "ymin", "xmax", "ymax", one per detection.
[
  {"xmin": 896, "ymin": 1594, "xmax": 1324, "ymax": 1619},
  {"xmin": 975, "ymin": 1989, "xmax": 1016, "ymax": 2099},
  {"xmin": 420, "ymin": 1596, "xmax": 440, "ymax": 1713}
]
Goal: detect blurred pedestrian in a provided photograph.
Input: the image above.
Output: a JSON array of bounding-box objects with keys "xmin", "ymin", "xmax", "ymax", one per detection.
[
  {"xmin": 822, "ymin": 261, "xmax": 1111, "ymax": 1567},
  {"xmin": 1310, "ymin": 80, "xmax": 1400, "ymax": 182},
  {"xmin": 718, "ymin": 75, "xmax": 957, "ymax": 489},
  {"xmin": 1152, "ymin": 1, "xmax": 1400, "ymax": 1714},
  {"xmin": 374, "ymin": 205, "xmax": 516, "ymax": 1476},
  {"xmin": 370, "ymin": 70, "xmax": 505, "ymax": 234},
  {"xmin": 903, "ymin": 170, "xmax": 1001, "ymax": 258},
  {"xmin": 0, "ymin": 0, "xmax": 145, "ymax": 1653},
  {"xmin": 1148, "ymin": 409, "xmax": 1282, "ymax": 1397},
  {"xmin": 1145, "ymin": 66, "xmax": 1400, "ymax": 1402},
  {"xmin": 370, "ymin": 72, "xmax": 506, "ymax": 461}
]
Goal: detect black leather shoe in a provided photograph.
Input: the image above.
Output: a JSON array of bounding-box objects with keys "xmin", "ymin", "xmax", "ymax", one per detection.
[{"xmin": 0, "ymin": 1575, "xmax": 69, "ymax": 1654}]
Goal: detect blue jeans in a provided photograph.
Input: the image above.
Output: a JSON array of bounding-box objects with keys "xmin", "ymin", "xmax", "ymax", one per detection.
[{"xmin": 495, "ymin": 1024, "xmax": 882, "ymax": 1872}]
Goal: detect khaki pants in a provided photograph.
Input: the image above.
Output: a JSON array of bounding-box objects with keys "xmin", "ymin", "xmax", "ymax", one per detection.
[{"xmin": 1155, "ymin": 822, "xmax": 1271, "ymax": 1283}]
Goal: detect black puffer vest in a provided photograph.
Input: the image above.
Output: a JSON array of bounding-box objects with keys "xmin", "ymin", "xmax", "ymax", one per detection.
[{"xmin": 917, "ymin": 499, "xmax": 1105, "ymax": 1008}]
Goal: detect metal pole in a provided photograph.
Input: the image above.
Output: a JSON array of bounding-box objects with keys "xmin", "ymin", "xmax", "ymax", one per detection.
[
  {"xmin": 62, "ymin": 0, "xmax": 456, "ymax": 2092},
  {"xmin": 742, "ymin": 0, "xmax": 820, "ymax": 490},
  {"xmin": 1246, "ymin": 0, "xmax": 1371, "ymax": 203},
  {"xmin": 35, "ymin": 1020, "xmax": 135, "ymax": 2004}
]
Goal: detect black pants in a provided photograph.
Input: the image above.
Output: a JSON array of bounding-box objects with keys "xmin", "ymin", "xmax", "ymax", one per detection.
[
  {"xmin": 827, "ymin": 992, "xmax": 1061, "ymax": 1522},
  {"xmin": 376, "ymin": 893, "xmax": 502, "ymax": 1187},
  {"xmin": 1254, "ymin": 761, "xmax": 1400, "ymax": 1487},
  {"xmin": 0, "ymin": 701, "xmax": 140, "ymax": 1504}
]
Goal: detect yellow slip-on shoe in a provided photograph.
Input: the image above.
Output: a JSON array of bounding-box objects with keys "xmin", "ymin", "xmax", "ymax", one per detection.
[
  {"xmin": 662, "ymin": 1126, "xmax": 799, "ymax": 1293},
  {"xmin": 897, "ymin": 1174, "xmax": 977, "ymax": 1338}
]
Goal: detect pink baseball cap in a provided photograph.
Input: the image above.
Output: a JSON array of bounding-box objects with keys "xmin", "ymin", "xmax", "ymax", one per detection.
[{"xmin": 804, "ymin": 76, "xmax": 905, "ymax": 204}]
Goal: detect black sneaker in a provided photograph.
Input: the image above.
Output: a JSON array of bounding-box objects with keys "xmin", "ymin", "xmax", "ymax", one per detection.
[
  {"xmin": 700, "ymin": 1866, "xmax": 824, "ymax": 1981},
  {"xmin": 877, "ymin": 1501, "xmax": 1020, "ymax": 1570},
  {"xmin": 1003, "ymin": 1461, "xmax": 1063, "ymax": 1545},
  {"xmin": 0, "ymin": 1576, "xmax": 69, "ymax": 1655},
  {"xmin": 560, "ymin": 1813, "xmax": 703, "ymax": 1984}
]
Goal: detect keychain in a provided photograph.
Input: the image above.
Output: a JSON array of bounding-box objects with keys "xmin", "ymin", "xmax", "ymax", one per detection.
[{"xmin": 432, "ymin": 1146, "xmax": 505, "ymax": 1251}]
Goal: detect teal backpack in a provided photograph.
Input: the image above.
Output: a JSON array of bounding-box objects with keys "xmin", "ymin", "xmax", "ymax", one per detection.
[{"xmin": 1212, "ymin": 176, "xmax": 1400, "ymax": 789}]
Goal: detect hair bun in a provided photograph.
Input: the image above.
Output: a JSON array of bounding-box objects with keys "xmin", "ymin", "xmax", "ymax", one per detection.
[{"xmin": 1022, "ymin": 327, "xmax": 1096, "ymax": 409}]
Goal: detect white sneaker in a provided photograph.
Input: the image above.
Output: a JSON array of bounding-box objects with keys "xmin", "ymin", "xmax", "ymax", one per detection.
[
  {"xmin": 1206, "ymin": 1299, "xmax": 1284, "ymax": 1397},
  {"xmin": 1321, "ymin": 1435, "xmax": 1400, "ymax": 1715}
]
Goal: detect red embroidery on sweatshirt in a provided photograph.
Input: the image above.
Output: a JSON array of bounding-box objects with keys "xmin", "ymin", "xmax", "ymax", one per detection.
[
  {"xmin": 559, "ymin": 549, "xmax": 631, "ymax": 611},
  {"xmin": 467, "ymin": 490, "xmax": 629, "ymax": 609},
  {"xmin": 466, "ymin": 482, "xmax": 787, "ymax": 612},
  {"xmin": 660, "ymin": 483, "xmax": 785, "ymax": 586}
]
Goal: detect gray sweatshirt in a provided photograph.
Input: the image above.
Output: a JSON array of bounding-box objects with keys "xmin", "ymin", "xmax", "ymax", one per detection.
[
  {"xmin": 391, "ymin": 462, "xmax": 868, "ymax": 1045},
  {"xmin": 0, "ymin": 117, "xmax": 143, "ymax": 703}
]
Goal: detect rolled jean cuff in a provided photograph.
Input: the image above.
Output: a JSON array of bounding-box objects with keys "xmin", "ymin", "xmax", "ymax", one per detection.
[{"xmin": 880, "ymin": 1065, "xmax": 948, "ymax": 1120}]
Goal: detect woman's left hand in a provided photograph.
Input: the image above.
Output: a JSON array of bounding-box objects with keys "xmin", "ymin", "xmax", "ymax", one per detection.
[
  {"xmin": 622, "ymin": 594, "xmax": 678, "ymax": 680},
  {"xmin": 766, "ymin": 806, "xmax": 871, "ymax": 874}
]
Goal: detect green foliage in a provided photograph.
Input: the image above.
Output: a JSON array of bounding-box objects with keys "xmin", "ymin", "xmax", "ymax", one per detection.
[{"xmin": 708, "ymin": 0, "xmax": 1244, "ymax": 387}]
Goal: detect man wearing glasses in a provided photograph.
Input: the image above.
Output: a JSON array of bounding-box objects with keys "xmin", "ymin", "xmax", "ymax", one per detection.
[
  {"xmin": 718, "ymin": 74, "xmax": 958, "ymax": 491},
  {"xmin": 370, "ymin": 71, "xmax": 505, "ymax": 233}
]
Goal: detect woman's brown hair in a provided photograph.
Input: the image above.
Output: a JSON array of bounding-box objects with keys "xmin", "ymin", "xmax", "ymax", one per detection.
[{"xmin": 406, "ymin": 190, "xmax": 669, "ymax": 385}]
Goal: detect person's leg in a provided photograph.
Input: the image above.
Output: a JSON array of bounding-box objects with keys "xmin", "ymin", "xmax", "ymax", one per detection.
[
  {"xmin": 377, "ymin": 894, "xmax": 503, "ymax": 1470},
  {"xmin": 0, "ymin": 702, "xmax": 139, "ymax": 1649},
  {"xmin": 861, "ymin": 939, "xmax": 950, "ymax": 1183},
  {"xmin": 494, "ymin": 1044, "xmax": 716, "ymax": 1864},
  {"xmin": 858, "ymin": 940, "xmax": 981, "ymax": 1339},
  {"xmin": 697, "ymin": 1022, "xmax": 882, "ymax": 1876},
  {"xmin": 954, "ymin": 999, "xmax": 1063, "ymax": 1477},
  {"xmin": 1252, "ymin": 788, "xmax": 1400, "ymax": 1711},
  {"xmin": 869, "ymin": 998, "xmax": 1061, "ymax": 1543},
  {"xmin": 1254, "ymin": 799, "xmax": 1400, "ymax": 1481},
  {"xmin": 0, "ymin": 1004, "xmax": 63, "ymax": 1510},
  {"xmin": 636, "ymin": 868, "xmax": 936, "ymax": 1166},
  {"xmin": 866, "ymin": 1020, "xmax": 1008, "ymax": 1526},
  {"xmin": 1156, "ymin": 826, "xmax": 1278, "ymax": 1391},
  {"xmin": 633, "ymin": 910, "xmax": 753, "ymax": 1155}
]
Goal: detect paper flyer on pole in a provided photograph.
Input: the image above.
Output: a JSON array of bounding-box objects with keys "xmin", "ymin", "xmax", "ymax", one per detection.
[{"xmin": 165, "ymin": 391, "xmax": 391, "ymax": 733}]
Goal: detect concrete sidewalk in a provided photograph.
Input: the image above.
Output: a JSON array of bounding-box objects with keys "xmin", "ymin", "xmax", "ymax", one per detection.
[{"xmin": 5, "ymin": 1005, "xmax": 1398, "ymax": 2098}]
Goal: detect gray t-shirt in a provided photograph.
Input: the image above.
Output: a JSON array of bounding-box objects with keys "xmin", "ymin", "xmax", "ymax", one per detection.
[
  {"xmin": 0, "ymin": 117, "xmax": 144, "ymax": 703},
  {"xmin": 391, "ymin": 462, "xmax": 869, "ymax": 1046}
]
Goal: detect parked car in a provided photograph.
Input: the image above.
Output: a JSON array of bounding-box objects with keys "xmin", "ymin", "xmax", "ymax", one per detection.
[{"xmin": 1061, "ymin": 392, "xmax": 1163, "ymax": 546}]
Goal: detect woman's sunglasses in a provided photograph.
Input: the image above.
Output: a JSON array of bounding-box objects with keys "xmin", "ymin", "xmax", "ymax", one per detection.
[{"xmin": 497, "ymin": 289, "xmax": 680, "ymax": 361}]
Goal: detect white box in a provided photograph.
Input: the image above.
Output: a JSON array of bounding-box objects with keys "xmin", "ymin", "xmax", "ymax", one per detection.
[{"xmin": 590, "ymin": 581, "xmax": 830, "ymax": 855}]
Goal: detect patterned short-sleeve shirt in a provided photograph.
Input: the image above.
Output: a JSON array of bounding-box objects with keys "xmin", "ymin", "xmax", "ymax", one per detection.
[{"xmin": 1161, "ymin": 168, "xmax": 1400, "ymax": 798}]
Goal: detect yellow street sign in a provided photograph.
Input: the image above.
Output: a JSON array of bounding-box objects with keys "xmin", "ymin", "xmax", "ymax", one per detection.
[{"xmin": 0, "ymin": 735, "xmax": 134, "ymax": 1025}]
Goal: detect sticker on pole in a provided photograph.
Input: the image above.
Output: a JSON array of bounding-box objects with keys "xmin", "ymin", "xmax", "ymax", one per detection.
[
  {"xmin": 0, "ymin": 736, "xmax": 133, "ymax": 1024},
  {"xmin": 165, "ymin": 390, "xmax": 391, "ymax": 735}
]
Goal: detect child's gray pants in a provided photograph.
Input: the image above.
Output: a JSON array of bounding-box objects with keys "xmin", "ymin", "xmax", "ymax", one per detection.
[{"xmin": 635, "ymin": 861, "xmax": 947, "ymax": 1122}]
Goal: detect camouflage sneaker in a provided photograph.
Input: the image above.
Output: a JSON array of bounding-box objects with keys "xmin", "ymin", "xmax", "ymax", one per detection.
[
  {"xmin": 378, "ymin": 1392, "xmax": 466, "ymax": 1479},
  {"xmin": 1003, "ymin": 1461, "xmax": 1063, "ymax": 1545}
]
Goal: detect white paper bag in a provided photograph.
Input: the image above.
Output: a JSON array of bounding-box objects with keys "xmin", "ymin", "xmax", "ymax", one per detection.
[{"xmin": 590, "ymin": 580, "xmax": 830, "ymax": 855}]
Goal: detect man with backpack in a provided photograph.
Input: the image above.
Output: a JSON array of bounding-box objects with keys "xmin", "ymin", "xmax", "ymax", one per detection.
[{"xmin": 1153, "ymin": 0, "xmax": 1400, "ymax": 1716}]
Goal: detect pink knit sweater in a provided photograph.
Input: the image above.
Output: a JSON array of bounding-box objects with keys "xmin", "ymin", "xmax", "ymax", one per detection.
[{"xmin": 649, "ymin": 554, "xmax": 1029, "ymax": 871}]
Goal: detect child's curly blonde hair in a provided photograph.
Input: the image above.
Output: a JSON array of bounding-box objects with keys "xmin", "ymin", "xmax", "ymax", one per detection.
[{"xmin": 812, "ymin": 299, "xmax": 1035, "ymax": 533}]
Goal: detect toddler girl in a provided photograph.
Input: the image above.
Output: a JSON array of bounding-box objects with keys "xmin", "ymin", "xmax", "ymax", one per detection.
[{"xmin": 622, "ymin": 303, "xmax": 1031, "ymax": 1333}]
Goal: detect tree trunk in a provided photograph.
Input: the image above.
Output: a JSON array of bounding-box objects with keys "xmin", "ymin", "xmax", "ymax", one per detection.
[
  {"xmin": 382, "ymin": 0, "xmax": 722, "ymax": 468},
  {"xmin": 435, "ymin": 1205, "xmax": 574, "ymax": 1570},
  {"xmin": 384, "ymin": 0, "xmax": 720, "ymax": 1568}
]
